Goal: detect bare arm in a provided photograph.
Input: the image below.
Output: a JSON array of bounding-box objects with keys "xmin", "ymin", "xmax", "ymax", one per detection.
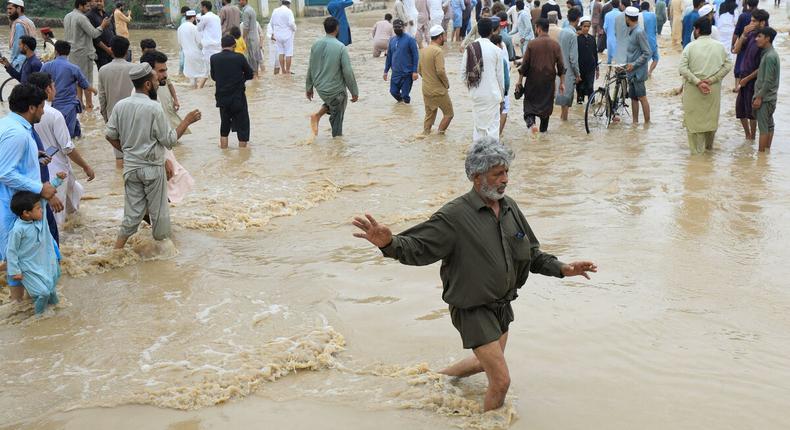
[{"xmin": 66, "ymin": 148, "xmax": 95, "ymax": 181}]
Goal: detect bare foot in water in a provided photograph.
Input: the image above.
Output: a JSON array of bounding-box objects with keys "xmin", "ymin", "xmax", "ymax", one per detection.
[{"xmin": 310, "ymin": 114, "xmax": 319, "ymax": 136}]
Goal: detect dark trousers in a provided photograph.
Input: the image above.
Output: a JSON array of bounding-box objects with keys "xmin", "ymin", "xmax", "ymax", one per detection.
[
  {"xmin": 389, "ymin": 73, "xmax": 414, "ymax": 103},
  {"xmin": 219, "ymin": 101, "xmax": 250, "ymax": 141},
  {"xmin": 524, "ymin": 114, "xmax": 550, "ymax": 132}
]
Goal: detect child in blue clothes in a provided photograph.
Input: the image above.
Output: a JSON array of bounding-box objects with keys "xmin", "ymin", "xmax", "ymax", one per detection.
[{"xmin": 6, "ymin": 172, "xmax": 65, "ymax": 315}]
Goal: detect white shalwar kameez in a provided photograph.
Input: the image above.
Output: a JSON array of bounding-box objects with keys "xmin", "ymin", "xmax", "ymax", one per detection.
[
  {"xmin": 404, "ymin": 0, "xmax": 419, "ymax": 35},
  {"xmin": 461, "ymin": 38, "xmax": 505, "ymax": 140},
  {"xmin": 197, "ymin": 11, "xmax": 222, "ymax": 68},
  {"xmin": 34, "ymin": 102, "xmax": 84, "ymax": 226},
  {"xmin": 177, "ymin": 21, "xmax": 207, "ymax": 79},
  {"xmin": 270, "ymin": 5, "xmax": 297, "ymax": 57}
]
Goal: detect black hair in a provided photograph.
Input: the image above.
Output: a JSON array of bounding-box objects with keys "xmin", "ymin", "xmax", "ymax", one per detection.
[
  {"xmin": 640, "ymin": 1, "xmax": 650, "ymax": 11},
  {"xmin": 478, "ymin": 17, "xmax": 494, "ymax": 38},
  {"xmin": 221, "ymin": 34, "xmax": 236, "ymax": 48},
  {"xmin": 692, "ymin": 0, "xmax": 704, "ymax": 8},
  {"xmin": 27, "ymin": 72, "xmax": 53, "ymax": 92},
  {"xmin": 620, "ymin": 0, "xmax": 630, "ymax": 7},
  {"xmin": 693, "ymin": 16, "xmax": 711, "ymax": 34},
  {"xmin": 719, "ymin": 0, "xmax": 737, "ymax": 15},
  {"xmin": 54, "ymin": 40, "xmax": 71, "ymax": 55},
  {"xmin": 8, "ymin": 84, "xmax": 47, "ymax": 115},
  {"xmin": 140, "ymin": 38, "xmax": 157, "ymax": 50},
  {"xmin": 516, "ymin": 0, "xmax": 525, "ymax": 10},
  {"xmin": 111, "ymin": 36, "xmax": 130, "ymax": 58},
  {"xmin": 116, "ymin": 2, "xmax": 125, "ymax": 8},
  {"xmin": 201, "ymin": 0, "xmax": 212, "ymax": 11},
  {"xmin": 536, "ymin": 17, "xmax": 549, "ymax": 32},
  {"xmin": 140, "ymin": 50, "xmax": 168, "ymax": 68},
  {"xmin": 751, "ymin": 9, "xmax": 769, "ymax": 24},
  {"xmin": 490, "ymin": 33, "xmax": 502, "ymax": 45},
  {"xmin": 324, "ymin": 16, "xmax": 339, "ymax": 33},
  {"xmin": 10, "ymin": 191, "xmax": 40, "ymax": 217},
  {"xmin": 533, "ymin": 0, "xmax": 540, "ymax": 6},
  {"xmin": 181, "ymin": 5, "xmax": 190, "ymax": 13},
  {"xmin": 567, "ymin": 8, "xmax": 582, "ymax": 23},
  {"xmin": 229, "ymin": 26, "xmax": 241, "ymax": 39},
  {"xmin": 611, "ymin": 0, "xmax": 621, "ymax": 9},
  {"xmin": 385, "ymin": 13, "xmax": 392, "ymax": 20},
  {"xmin": 74, "ymin": 0, "xmax": 88, "ymax": 8},
  {"xmin": 19, "ymin": 35, "xmax": 36, "ymax": 51},
  {"xmin": 758, "ymin": 26, "xmax": 777, "ymax": 43},
  {"xmin": 746, "ymin": 0, "xmax": 758, "ymax": 9}
]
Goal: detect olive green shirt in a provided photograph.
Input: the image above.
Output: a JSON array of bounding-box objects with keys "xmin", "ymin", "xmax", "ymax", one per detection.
[
  {"xmin": 754, "ymin": 46, "xmax": 779, "ymax": 103},
  {"xmin": 381, "ymin": 188, "xmax": 565, "ymax": 309}
]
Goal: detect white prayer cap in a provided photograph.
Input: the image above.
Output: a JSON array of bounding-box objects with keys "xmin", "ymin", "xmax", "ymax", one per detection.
[
  {"xmin": 8, "ymin": 0, "xmax": 24, "ymax": 7},
  {"xmin": 185, "ymin": 9, "xmax": 196, "ymax": 16},
  {"xmin": 580, "ymin": 15, "xmax": 592, "ymax": 24},
  {"xmin": 129, "ymin": 63, "xmax": 152, "ymax": 80},
  {"xmin": 624, "ymin": 6, "xmax": 639, "ymax": 17},
  {"xmin": 698, "ymin": 4, "xmax": 713, "ymax": 15},
  {"xmin": 429, "ymin": 24, "xmax": 445, "ymax": 37}
]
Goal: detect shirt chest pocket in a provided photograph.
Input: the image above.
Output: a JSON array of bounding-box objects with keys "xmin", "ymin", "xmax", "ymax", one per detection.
[{"xmin": 507, "ymin": 234, "xmax": 533, "ymax": 263}]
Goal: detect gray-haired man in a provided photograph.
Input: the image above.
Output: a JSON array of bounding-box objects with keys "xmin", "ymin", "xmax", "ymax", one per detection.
[{"xmin": 352, "ymin": 137, "xmax": 597, "ymax": 411}]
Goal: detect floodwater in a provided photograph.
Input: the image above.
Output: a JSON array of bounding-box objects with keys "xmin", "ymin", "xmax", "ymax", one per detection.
[{"xmin": 1, "ymin": 4, "xmax": 790, "ymax": 429}]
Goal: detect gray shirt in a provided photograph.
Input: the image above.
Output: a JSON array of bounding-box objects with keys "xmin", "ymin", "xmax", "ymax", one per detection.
[
  {"xmin": 241, "ymin": 5, "xmax": 259, "ymax": 40},
  {"xmin": 63, "ymin": 9, "xmax": 102, "ymax": 59},
  {"xmin": 625, "ymin": 25, "xmax": 651, "ymax": 82},
  {"xmin": 98, "ymin": 58, "xmax": 135, "ymax": 121},
  {"xmin": 106, "ymin": 93, "xmax": 177, "ymax": 174}
]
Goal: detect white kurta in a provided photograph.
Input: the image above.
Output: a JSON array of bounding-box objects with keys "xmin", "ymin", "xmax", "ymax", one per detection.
[
  {"xmin": 34, "ymin": 102, "xmax": 84, "ymax": 226},
  {"xmin": 404, "ymin": 0, "xmax": 419, "ymax": 35},
  {"xmin": 197, "ymin": 11, "xmax": 222, "ymax": 63},
  {"xmin": 270, "ymin": 6, "xmax": 296, "ymax": 43},
  {"xmin": 461, "ymin": 38, "xmax": 505, "ymax": 140},
  {"xmin": 178, "ymin": 22, "xmax": 207, "ymax": 79},
  {"xmin": 428, "ymin": 0, "xmax": 444, "ymax": 27}
]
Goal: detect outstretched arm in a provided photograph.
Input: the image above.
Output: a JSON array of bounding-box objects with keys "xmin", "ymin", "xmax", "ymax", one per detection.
[{"xmin": 353, "ymin": 212, "xmax": 456, "ymax": 266}]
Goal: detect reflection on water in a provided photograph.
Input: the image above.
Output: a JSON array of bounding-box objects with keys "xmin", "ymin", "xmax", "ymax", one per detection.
[{"xmin": 1, "ymin": 6, "xmax": 790, "ymax": 430}]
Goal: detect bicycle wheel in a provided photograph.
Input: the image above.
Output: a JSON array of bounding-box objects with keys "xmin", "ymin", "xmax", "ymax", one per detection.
[
  {"xmin": 615, "ymin": 78, "xmax": 631, "ymax": 122},
  {"xmin": 585, "ymin": 88, "xmax": 610, "ymax": 134},
  {"xmin": 0, "ymin": 77, "xmax": 16, "ymax": 103}
]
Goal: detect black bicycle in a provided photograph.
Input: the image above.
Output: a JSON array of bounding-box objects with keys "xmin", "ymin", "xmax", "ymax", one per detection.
[{"xmin": 585, "ymin": 64, "xmax": 631, "ymax": 134}]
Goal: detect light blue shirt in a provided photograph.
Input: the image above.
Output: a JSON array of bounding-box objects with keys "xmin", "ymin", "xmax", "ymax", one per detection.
[
  {"xmin": 641, "ymin": 11, "xmax": 658, "ymax": 57},
  {"xmin": 6, "ymin": 194, "xmax": 61, "ymax": 299},
  {"xmin": 510, "ymin": 9, "xmax": 534, "ymax": 43},
  {"xmin": 604, "ymin": 9, "xmax": 622, "ymax": 63},
  {"xmin": 0, "ymin": 112, "xmax": 44, "ymax": 261},
  {"xmin": 10, "ymin": 22, "xmax": 26, "ymax": 70}
]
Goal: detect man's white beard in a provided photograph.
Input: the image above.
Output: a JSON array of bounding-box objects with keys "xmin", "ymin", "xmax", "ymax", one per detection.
[{"xmin": 480, "ymin": 180, "xmax": 505, "ymax": 201}]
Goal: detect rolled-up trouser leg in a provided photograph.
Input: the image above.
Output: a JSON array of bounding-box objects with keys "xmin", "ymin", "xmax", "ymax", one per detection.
[{"xmin": 325, "ymin": 92, "xmax": 348, "ymax": 137}]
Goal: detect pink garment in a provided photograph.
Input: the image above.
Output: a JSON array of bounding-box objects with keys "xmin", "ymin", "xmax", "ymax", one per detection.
[
  {"xmin": 165, "ymin": 150, "xmax": 194, "ymax": 204},
  {"xmin": 371, "ymin": 19, "xmax": 394, "ymax": 43}
]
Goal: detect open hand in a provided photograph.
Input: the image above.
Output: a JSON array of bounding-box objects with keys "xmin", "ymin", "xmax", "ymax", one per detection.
[
  {"xmin": 352, "ymin": 213, "xmax": 393, "ymax": 248},
  {"xmin": 561, "ymin": 261, "xmax": 598, "ymax": 279},
  {"xmin": 752, "ymin": 96, "xmax": 762, "ymax": 110}
]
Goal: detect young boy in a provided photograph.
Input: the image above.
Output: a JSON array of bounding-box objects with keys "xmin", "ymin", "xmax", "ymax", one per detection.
[
  {"xmin": 6, "ymin": 173, "xmax": 65, "ymax": 315},
  {"xmin": 752, "ymin": 27, "xmax": 780, "ymax": 153},
  {"xmin": 229, "ymin": 26, "xmax": 247, "ymax": 55}
]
